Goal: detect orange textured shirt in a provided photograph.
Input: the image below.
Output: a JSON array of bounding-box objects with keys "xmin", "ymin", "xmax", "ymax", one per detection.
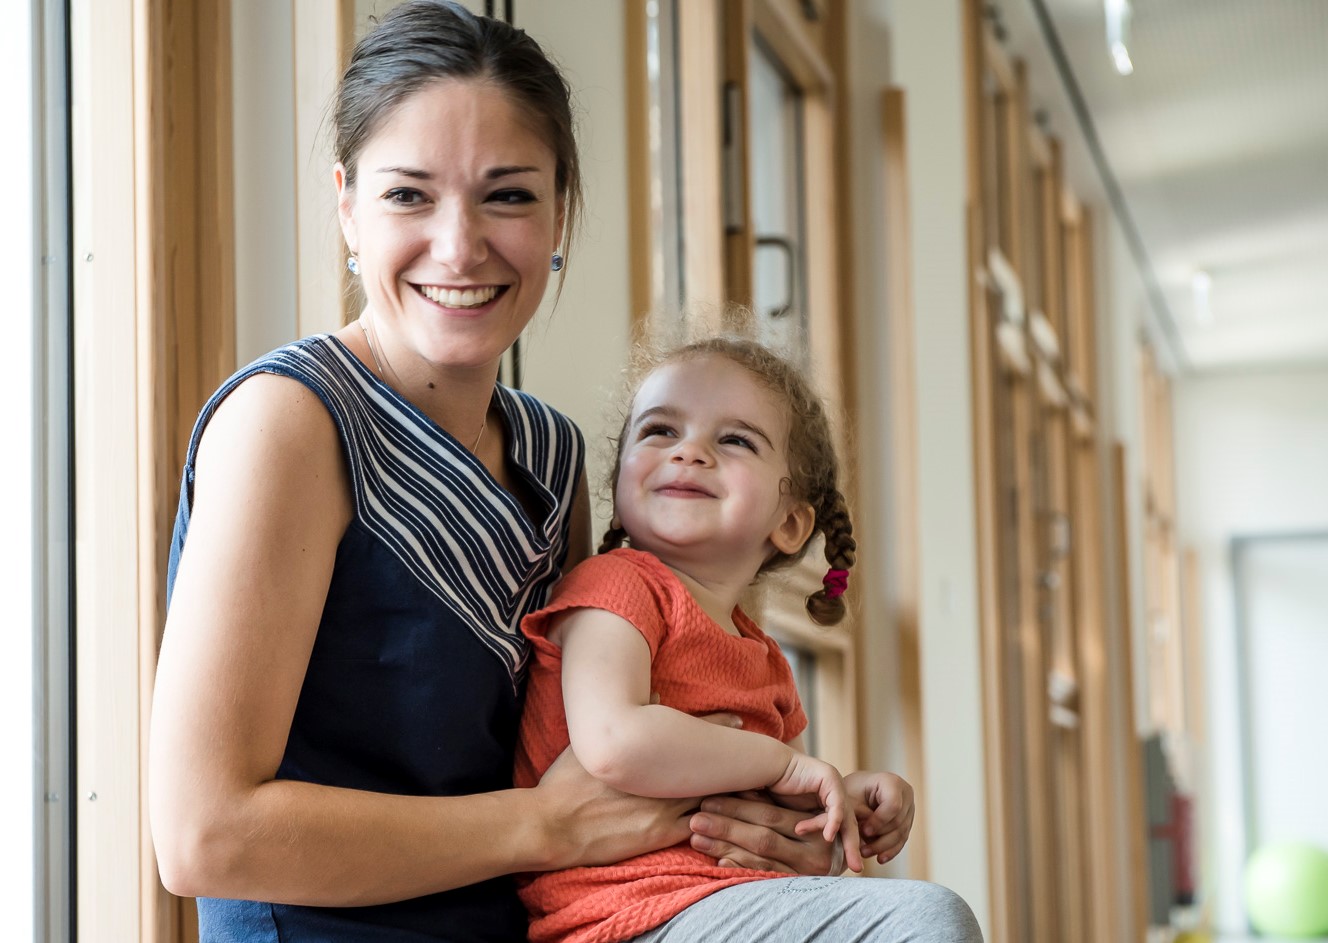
[{"xmin": 515, "ymin": 548, "xmax": 808, "ymax": 943}]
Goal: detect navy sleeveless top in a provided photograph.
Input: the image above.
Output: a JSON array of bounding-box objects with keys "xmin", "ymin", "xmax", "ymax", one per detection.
[{"xmin": 166, "ymin": 335, "xmax": 584, "ymax": 942}]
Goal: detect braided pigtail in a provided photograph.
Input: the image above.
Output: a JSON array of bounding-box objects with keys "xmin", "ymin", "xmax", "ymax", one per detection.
[
  {"xmin": 805, "ymin": 488, "xmax": 857, "ymax": 626},
  {"xmin": 597, "ymin": 521, "xmax": 629, "ymax": 554}
]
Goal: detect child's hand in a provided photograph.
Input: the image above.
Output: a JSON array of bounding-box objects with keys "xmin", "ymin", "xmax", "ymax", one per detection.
[
  {"xmin": 769, "ymin": 753, "xmax": 863, "ymax": 873},
  {"xmin": 844, "ymin": 770, "xmax": 915, "ymax": 864}
]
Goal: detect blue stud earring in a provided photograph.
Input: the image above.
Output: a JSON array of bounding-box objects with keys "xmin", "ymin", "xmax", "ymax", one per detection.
[
  {"xmin": 550, "ymin": 252, "xmax": 564, "ymax": 272},
  {"xmin": 347, "ymin": 255, "xmax": 360, "ymax": 276}
]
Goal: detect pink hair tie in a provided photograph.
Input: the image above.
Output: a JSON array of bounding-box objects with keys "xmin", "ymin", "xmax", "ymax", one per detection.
[{"xmin": 822, "ymin": 568, "xmax": 850, "ymax": 599}]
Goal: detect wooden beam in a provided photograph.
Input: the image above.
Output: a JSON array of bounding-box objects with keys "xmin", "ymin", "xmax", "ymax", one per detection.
[
  {"xmin": 676, "ymin": 0, "xmax": 726, "ymax": 315},
  {"xmin": 880, "ymin": 86, "xmax": 928, "ymax": 880},
  {"xmin": 135, "ymin": 0, "xmax": 237, "ymax": 939}
]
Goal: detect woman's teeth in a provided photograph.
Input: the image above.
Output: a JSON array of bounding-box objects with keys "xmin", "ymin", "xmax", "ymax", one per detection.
[{"xmin": 418, "ymin": 285, "xmax": 499, "ymax": 308}]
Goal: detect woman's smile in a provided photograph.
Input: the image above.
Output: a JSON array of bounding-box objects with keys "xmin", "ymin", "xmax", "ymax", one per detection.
[{"xmin": 414, "ymin": 283, "xmax": 505, "ymax": 310}]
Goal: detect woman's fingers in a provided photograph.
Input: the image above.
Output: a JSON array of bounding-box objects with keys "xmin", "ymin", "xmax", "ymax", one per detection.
[
  {"xmin": 698, "ymin": 795, "xmax": 804, "ymax": 839},
  {"xmin": 689, "ymin": 800, "xmax": 834, "ymax": 875}
]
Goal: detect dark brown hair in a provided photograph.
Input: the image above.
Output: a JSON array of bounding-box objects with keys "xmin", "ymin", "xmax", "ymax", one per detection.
[
  {"xmin": 333, "ymin": 1, "xmax": 582, "ymax": 269},
  {"xmin": 598, "ymin": 336, "xmax": 857, "ymax": 625}
]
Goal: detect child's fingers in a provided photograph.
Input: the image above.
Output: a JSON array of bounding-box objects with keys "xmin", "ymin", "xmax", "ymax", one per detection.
[
  {"xmin": 860, "ymin": 823, "xmax": 910, "ymax": 861},
  {"xmin": 839, "ymin": 815, "xmax": 864, "ymax": 872},
  {"xmin": 793, "ymin": 811, "xmax": 829, "ymax": 837},
  {"xmin": 821, "ymin": 804, "xmax": 842, "ymax": 844}
]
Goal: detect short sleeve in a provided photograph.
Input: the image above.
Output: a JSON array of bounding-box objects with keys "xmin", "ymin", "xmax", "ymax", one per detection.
[{"xmin": 519, "ymin": 551, "xmax": 673, "ymax": 659}]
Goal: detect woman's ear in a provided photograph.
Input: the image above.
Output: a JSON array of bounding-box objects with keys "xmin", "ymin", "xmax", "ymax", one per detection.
[
  {"xmin": 770, "ymin": 501, "xmax": 816, "ymax": 556},
  {"xmin": 553, "ymin": 194, "xmax": 567, "ymax": 253},
  {"xmin": 335, "ymin": 163, "xmax": 358, "ymax": 254}
]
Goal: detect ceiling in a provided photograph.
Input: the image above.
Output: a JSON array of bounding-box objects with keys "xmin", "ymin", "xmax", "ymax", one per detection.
[{"xmin": 1009, "ymin": 0, "xmax": 1328, "ymax": 374}]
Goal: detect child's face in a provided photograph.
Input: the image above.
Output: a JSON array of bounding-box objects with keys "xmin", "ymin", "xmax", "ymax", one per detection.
[{"xmin": 615, "ymin": 354, "xmax": 814, "ymax": 573}]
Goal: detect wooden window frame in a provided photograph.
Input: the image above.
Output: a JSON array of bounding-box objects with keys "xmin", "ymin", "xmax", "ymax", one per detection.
[{"xmin": 964, "ymin": 1, "xmax": 1142, "ymax": 939}]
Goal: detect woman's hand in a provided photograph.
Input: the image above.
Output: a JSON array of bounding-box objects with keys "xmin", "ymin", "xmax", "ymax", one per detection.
[
  {"xmin": 844, "ymin": 770, "xmax": 915, "ymax": 864},
  {"xmin": 687, "ymin": 791, "xmax": 843, "ymax": 875},
  {"xmin": 533, "ymin": 748, "xmax": 697, "ymax": 870},
  {"xmin": 768, "ymin": 753, "xmax": 863, "ymax": 872}
]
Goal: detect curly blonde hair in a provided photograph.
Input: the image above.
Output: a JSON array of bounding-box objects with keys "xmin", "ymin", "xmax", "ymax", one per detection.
[{"xmin": 598, "ymin": 335, "xmax": 856, "ymax": 626}]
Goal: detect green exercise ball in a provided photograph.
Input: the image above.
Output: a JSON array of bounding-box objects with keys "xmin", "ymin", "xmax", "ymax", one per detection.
[{"xmin": 1244, "ymin": 841, "xmax": 1328, "ymax": 937}]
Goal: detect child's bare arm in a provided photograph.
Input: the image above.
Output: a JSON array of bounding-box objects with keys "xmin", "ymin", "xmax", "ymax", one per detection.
[
  {"xmin": 556, "ymin": 608, "xmax": 859, "ymax": 863},
  {"xmin": 558, "ymin": 608, "xmax": 793, "ymax": 797}
]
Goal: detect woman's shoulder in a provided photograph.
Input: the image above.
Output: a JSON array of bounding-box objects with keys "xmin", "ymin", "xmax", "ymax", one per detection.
[
  {"xmin": 186, "ymin": 335, "xmax": 348, "ymax": 468},
  {"xmin": 201, "ymin": 370, "xmax": 343, "ymax": 468}
]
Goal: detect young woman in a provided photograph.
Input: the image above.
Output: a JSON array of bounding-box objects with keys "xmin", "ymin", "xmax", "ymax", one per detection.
[
  {"xmin": 515, "ymin": 337, "xmax": 983, "ymax": 943},
  {"xmin": 149, "ymin": 5, "xmax": 835, "ymax": 941}
]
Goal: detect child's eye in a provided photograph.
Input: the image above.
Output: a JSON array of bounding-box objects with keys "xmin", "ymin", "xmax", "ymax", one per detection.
[
  {"xmin": 383, "ymin": 187, "xmax": 426, "ymax": 207},
  {"xmin": 720, "ymin": 433, "xmax": 757, "ymax": 451},
  {"xmin": 639, "ymin": 422, "xmax": 676, "ymax": 440},
  {"xmin": 489, "ymin": 188, "xmax": 537, "ymax": 205}
]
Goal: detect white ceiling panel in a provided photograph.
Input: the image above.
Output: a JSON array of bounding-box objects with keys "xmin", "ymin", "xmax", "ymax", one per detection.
[{"xmin": 1031, "ymin": 0, "xmax": 1328, "ymax": 372}]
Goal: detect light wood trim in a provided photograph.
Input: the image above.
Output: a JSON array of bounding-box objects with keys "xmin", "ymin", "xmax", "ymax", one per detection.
[
  {"xmin": 1011, "ymin": 371, "xmax": 1060, "ymax": 943},
  {"xmin": 293, "ymin": 0, "xmax": 354, "ymax": 335},
  {"xmin": 880, "ymin": 86, "xmax": 928, "ymax": 880},
  {"xmin": 1114, "ymin": 443, "xmax": 1152, "ymax": 943},
  {"xmin": 721, "ymin": 0, "xmax": 754, "ymax": 311},
  {"xmin": 826, "ymin": 0, "xmax": 856, "ymax": 417},
  {"xmin": 74, "ymin": 0, "xmax": 142, "ymax": 934},
  {"xmin": 676, "ymin": 0, "xmax": 726, "ymax": 313},
  {"xmin": 134, "ymin": 0, "xmax": 238, "ymax": 938},
  {"xmin": 803, "ymin": 96, "xmax": 840, "ymax": 401},
  {"xmin": 753, "ymin": 0, "xmax": 833, "ymax": 92},
  {"xmin": 964, "ymin": 0, "xmax": 1016, "ymax": 939},
  {"xmin": 1027, "ymin": 123, "xmax": 1051, "ymax": 167},
  {"xmin": 1078, "ymin": 209, "xmax": 1097, "ymax": 400},
  {"xmin": 1042, "ymin": 139, "xmax": 1066, "ymax": 344},
  {"xmin": 982, "ymin": 24, "xmax": 1016, "ymax": 93},
  {"xmin": 1074, "ymin": 435, "xmax": 1121, "ymax": 943},
  {"xmin": 625, "ymin": 0, "xmax": 652, "ymax": 327}
]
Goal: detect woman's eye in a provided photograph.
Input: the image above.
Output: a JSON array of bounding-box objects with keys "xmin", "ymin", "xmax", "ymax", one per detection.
[
  {"xmin": 489, "ymin": 189, "xmax": 536, "ymax": 205},
  {"xmin": 383, "ymin": 187, "xmax": 425, "ymax": 206}
]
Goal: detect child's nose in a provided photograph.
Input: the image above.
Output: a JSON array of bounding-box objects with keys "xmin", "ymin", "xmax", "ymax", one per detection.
[{"xmin": 670, "ymin": 437, "xmax": 712, "ymax": 465}]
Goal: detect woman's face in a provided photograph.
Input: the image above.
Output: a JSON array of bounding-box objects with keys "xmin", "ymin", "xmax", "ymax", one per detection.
[{"xmin": 336, "ymin": 78, "xmax": 564, "ymax": 374}]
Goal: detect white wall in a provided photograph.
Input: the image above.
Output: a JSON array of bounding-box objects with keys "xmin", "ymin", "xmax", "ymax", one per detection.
[
  {"xmin": 1174, "ymin": 368, "xmax": 1328, "ymax": 933},
  {"xmin": 864, "ymin": 1, "xmax": 992, "ymax": 933},
  {"xmin": 3, "ymin": 0, "xmax": 37, "ymax": 935},
  {"xmin": 232, "ymin": 0, "xmax": 299, "ymax": 364}
]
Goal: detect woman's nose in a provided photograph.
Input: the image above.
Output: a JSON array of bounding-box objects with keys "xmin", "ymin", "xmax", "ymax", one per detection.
[{"xmin": 431, "ymin": 203, "xmax": 488, "ymax": 272}]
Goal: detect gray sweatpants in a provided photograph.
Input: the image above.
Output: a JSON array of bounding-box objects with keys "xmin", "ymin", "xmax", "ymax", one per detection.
[{"xmin": 627, "ymin": 876, "xmax": 983, "ymax": 943}]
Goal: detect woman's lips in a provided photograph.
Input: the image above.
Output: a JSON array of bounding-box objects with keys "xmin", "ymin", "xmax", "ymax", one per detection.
[{"xmin": 415, "ymin": 284, "xmax": 504, "ymax": 309}]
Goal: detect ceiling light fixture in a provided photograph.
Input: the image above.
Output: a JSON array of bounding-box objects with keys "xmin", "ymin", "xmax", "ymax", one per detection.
[
  {"xmin": 1104, "ymin": 0, "xmax": 1134, "ymax": 75},
  {"xmin": 1192, "ymin": 270, "xmax": 1213, "ymax": 325}
]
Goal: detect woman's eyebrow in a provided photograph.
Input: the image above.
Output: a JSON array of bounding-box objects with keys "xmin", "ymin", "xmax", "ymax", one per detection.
[
  {"xmin": 374, "ymin": 165, "xmax": 432, "ymax": 179},
  {"xmin": 486, "ymin": 165, "xmax": 542, "ymax": 179},
  {"xmin": 370, "ymin": 165, "xmax": 543, "ymax": 180}
]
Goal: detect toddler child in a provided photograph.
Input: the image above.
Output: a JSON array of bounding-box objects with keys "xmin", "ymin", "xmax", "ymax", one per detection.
[{"xmin": 514, "ymin": 337, "xmax": 981, "ymax": 943}]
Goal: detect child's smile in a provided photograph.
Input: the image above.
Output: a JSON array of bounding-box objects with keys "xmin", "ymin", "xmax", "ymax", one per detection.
[{"xmin": 614, "ymin": 354, "xmax": 813, "ymax": 582}]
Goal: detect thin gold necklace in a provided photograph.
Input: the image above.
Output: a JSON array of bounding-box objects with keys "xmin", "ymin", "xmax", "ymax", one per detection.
[{"xmin": 358, "ymin": 317, "xmax": 487, "ymax": 452}]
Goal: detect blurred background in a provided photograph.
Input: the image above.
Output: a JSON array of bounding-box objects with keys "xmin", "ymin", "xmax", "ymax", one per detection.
[{"xmin": 6, "ymin": 0, "xmax": 1326, "ymax": 940}]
